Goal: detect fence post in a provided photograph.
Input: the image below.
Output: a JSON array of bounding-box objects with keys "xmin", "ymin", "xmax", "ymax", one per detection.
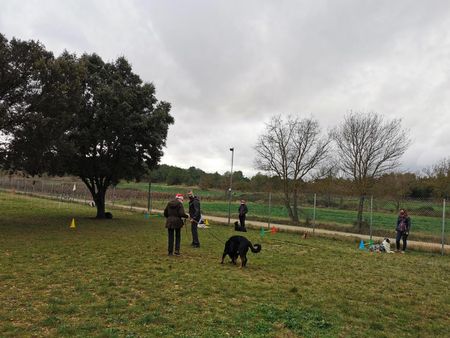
[
  {"xmin": 313, "ymin": 193, "xmax": 317, "ymax": 235},
  {"xmin": 267, "ymin": 191, "xmax": 272, "ymax": 229},
  {"xmin": 369, "ymin": 195, "xmax": 373, "ymax": 241},
  {"xmin": 147, "ymin": 181, "xmax": 151, "ymax": 213},
  {"xmin": 442, "ymin": 199, "xmax": 446, "ymax": 256}
]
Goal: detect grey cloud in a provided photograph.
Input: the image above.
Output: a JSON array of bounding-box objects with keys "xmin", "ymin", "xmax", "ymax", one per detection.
[{"xmin": 1, "ymin": 0, "xmax": 450, "ymax": 176}]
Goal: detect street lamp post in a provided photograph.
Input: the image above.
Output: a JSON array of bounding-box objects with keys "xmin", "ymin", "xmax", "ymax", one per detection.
[{"xmin": 227, "ymin": 147, "xmax": 234, "ymax": 226}]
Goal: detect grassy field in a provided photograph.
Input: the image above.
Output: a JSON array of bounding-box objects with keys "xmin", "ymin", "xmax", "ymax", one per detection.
[{"xmin": 1, "ymin": 192, "xmax": 449, "ymax": 337}]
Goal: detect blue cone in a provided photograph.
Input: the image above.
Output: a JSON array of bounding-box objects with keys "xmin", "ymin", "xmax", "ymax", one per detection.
[{"xmin": 359, "ymin": 240, "xmax": 365, "ymax": 250}]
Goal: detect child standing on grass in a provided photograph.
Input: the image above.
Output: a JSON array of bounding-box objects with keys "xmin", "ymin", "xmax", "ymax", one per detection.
[
  {"xmin": 164, "ymin": 194, "xmax": 188, "ymax": 256},
  {"xmin": 395, "ymin": 209, "xmax": 411, "ymax": 253}
]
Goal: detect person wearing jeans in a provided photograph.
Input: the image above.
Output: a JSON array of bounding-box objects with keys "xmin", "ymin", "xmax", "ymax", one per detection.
[
  {"xmin": 164, "ymin": 194, "xmax": 188, "ymax": 256},
  {"xmin": 188, "ymin": 191, "xmax": 201, "ymax": 248},
  {"xmin": 395, "ymin": 209, "xmax": 411, "ymax": 253}
]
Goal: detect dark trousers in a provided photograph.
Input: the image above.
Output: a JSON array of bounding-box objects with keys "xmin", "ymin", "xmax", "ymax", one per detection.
[
  {"xmin": 191, "ymin": 221, "xmax": 200, "ymax": 246},
  {"xmin": 239, "ymin": 214, "xmax": 246, "ymax": 228},
  {"xmin": 396, "ymin": 231, "xmax": 408, "ymax": 251},
  {"xmin": 168, "ymin": 228, "xmax": 181, "ymax": 254}
]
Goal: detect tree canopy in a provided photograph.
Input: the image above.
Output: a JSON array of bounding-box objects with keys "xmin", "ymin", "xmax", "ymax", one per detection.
[{"xmin": 0, "ymin": 34, "xmax": 173, "ymax": 218}]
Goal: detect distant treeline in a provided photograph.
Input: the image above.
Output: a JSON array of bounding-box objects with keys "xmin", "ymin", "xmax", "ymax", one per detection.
[{"xmin": 146, "ymin": 163, "xmax": 450, "ymax": 200}]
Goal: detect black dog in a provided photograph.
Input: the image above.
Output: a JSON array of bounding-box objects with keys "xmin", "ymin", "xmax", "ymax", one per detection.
[
  {"xmin": 221, "ymin": 235, "xmax": 261, "ymax": 267},
  {"xmin": 234, "ymin": 221, "xmax": 247, "ymax": 232}
]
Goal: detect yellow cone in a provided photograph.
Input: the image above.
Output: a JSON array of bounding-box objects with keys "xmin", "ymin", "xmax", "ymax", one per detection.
[
  {"xmin": 205, "ymin": 219, "xmax": 209, "ymax": 225},
  {"xmin": 70, "ymin": 218, "xmax": 76, "ymax": 229}
]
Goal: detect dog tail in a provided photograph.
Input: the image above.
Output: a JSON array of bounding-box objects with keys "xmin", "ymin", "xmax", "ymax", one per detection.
[{"xmin": 249, "ymin": 243, "xmax": 261, "ymax": 253}]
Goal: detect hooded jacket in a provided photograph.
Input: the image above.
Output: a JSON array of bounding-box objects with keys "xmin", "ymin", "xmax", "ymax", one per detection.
[
  {"xmin": 396, "ymin": 216, "xmax": 411, "ymax": 233},
  {"xmin": 164, "ymin": 199, "xmax": 188, "ymax": 229},
  {"xmin": 188, "ymin": 196, "xmax": 201, "ymax": 222},
  {"xmin": 238, "ymin": 203, "xmax": 248, "ymax": 216}
]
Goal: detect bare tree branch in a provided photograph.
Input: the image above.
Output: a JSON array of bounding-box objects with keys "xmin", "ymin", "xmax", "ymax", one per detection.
[{"xmin": 254, "ymin": 115, "xmax": 329, "ymax": 224}]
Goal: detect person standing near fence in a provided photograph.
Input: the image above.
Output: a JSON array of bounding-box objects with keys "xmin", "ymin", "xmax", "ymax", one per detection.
[
  {"xmin": 238, "ymin": 199, "xmax": 248, "ymax": 229},
  {"xmin": 164, "ymin": 194, "xmax": 188, "ymax": 256},
  {"xmin": 188, "ymin": 191, "xmax": 201, "ymax": 248},
  {"xmin": 395, "ymin": 209, "xmax": 411, "ymax": 253}
]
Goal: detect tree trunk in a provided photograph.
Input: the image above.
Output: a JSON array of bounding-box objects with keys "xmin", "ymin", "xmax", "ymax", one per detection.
[
  {"xmin": 94, "ymin": 188, "xmax": 107, "ymax": 219},
  {"xmin": 357, "ymin": 195, "xmax": 365, "ymax": 232},
  {"xmin": 284, "ymin": 200, "xmax": 295, "ymax": 222},
  {"xmin": 81, "ymin": 177, "xmax": 110, "ymax": 219},
  {"xmin": 283, "ymin": 190, "xmax": 299, "ymax": 225}
]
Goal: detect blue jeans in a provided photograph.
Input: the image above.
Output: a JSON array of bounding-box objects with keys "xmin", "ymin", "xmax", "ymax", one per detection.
[{"xmin": 396, "ymin": 231, "xmax": 408, "ymax": 251}]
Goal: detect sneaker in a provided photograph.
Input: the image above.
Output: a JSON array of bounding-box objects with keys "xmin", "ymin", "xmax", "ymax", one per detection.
[
  {"xmin": 401, "ymin": 251, "xmax": 405, "ymax": 254},
  {"xmin": 168, "ymin": 252, "xmax": 173, "ymax": 256},
  {"xmin": 192, "ymin": 244, "xmax": 200, "ymax": 248},
  {"xmin": 174, "ymin": 251, "xmax": 181, "ymax": 256}
]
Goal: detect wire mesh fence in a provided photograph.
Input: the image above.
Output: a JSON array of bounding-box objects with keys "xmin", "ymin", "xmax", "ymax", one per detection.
[{"xmin": 0, "ymin": 176, "xmax": 447, "ymax": 253}]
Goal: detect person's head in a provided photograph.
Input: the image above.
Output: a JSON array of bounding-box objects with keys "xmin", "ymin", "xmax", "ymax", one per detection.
[
  {"xmin": 241, "ymin": 199, "xmax": 246, "ymax": 204},
  {"xmin": 187, "ymin": 191, "xmax": 194, "ymax": 199},
  {"xmin": 175, "ymin": 193, "xmax": 184, "ymax": 202},
  {"xmin": 399, "ymin": 209, "xmax": 408, "ymax": 217}
]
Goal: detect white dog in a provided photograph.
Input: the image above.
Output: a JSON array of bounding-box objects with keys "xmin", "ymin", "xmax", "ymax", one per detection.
[{"xmin": 382, "ymin": 238, "xmax": 394, "ymax": 253}]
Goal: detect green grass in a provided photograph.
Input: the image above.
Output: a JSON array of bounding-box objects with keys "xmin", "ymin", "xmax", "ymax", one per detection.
[{"xmin": 1, "ymin": 192, "xmax": 449, "ymax": 337}]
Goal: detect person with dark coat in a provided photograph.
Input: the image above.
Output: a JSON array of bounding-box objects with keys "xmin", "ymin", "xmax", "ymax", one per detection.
[
  {"xmin": 238, "ymin": 199, "xmax": 248, "ymax": 229},
  {"xmin": 395, "ymin": 209, "xmax": 411, "ymax": 253},
  {"xmin": 164, "ymin": 194, "xmax": 188, "ymax": 256},
  {"xmin": 188, "ymin": 191, "xmax": 201, "ymax": 248}
]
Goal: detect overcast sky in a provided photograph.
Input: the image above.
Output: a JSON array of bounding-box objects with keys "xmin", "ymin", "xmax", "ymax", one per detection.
[{"xmin": 1, "ymin": 0, "xmax": 450, "ymax": 177}]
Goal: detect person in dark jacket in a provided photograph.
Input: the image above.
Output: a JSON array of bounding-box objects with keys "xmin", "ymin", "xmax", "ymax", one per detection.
[
  {"xmin": 164, "ymin": 194, "xmax": 188, "ymax": 256},
  {"xmin": 395, "ymin": 209, "xmax": 411, "ymax": 253},
  {"xmin": 238, "ymin": 199, "xmax": 248, "ymax": 229},
  {"xmin": 188, "ymin": 191, "xmax": 201, "ymax": 248}
]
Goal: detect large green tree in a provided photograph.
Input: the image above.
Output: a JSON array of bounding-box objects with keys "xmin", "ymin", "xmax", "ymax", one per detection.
[{"xmin": 0, "ymin": 34, "xmax": 173, "ymax": 218}]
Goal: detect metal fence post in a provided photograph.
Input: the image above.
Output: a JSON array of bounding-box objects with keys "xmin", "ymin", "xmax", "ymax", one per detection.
[
  {"xmin": 313, "ymin": 193, "xmax": 317, "ymax": 235},
  {"xmin": 370, "ymin": 195, "xmax": 373, "ymax": 241},
  {"xmin": 268, "ymin": 191, "xmax": 272, "ymax": 229},
  {"xmin": 442, "ymin": 199, "xmax": 446, "ymax": 256},
  {"xmin": 147, "ymin": 181, "xmax": 151, "ymax": 213}
]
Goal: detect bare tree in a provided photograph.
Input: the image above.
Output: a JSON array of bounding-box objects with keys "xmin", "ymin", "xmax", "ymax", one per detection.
[
  {"xmin": 255, "ymin": 115, "xmax": 329, "ymax": 224},
  {"xmin": 331, "ymin": 112, "xmax": 410, "ymax": 231}
]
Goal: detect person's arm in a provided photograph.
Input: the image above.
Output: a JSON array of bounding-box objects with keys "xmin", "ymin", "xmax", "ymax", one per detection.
[
  {"xmin": 164, "ymin": 205, "xmax": 169, "ymax": 218},
  {"xmin": 406, "ymin": 217, "xmax": 411, "ymax": 233},
  {"xmin": 244, "ymin": 205, "xmax": 248, "ymax": 214},
  {"xmin": 179, "ymin": 204, "xmax": 188, "ymax": 218},
  {"xmin": 194, "ymin": 199, "xmax": 201, "ymax": 221}
]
